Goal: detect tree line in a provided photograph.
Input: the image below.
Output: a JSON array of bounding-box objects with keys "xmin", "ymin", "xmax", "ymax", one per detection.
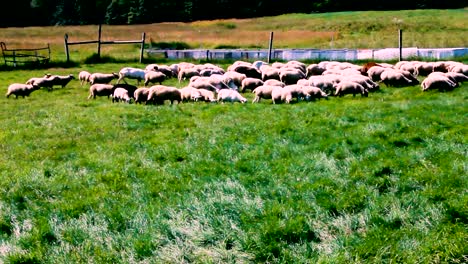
[{"xmin": 0, "ymin": 0, "xmax": 464, "ymax": 27}]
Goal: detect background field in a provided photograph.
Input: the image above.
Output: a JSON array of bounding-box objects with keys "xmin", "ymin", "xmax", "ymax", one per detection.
[
  {"xmin": 0, "ymin": 9, "xmax": 467, "ymax": 64},
  {"xmin": 0, "ymin": 10, "xmax": 467, "ymax": 264}
]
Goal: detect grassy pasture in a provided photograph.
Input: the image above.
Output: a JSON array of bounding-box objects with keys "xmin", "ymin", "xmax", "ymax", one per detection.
[
  {"xmin": 0, "ymin": 9, "xmax": 467, "ymax": 264},
  {"xmin": 0, "ymin": 61, "xmax": 467, "ymax": 263},
  {"xmin": 0, "ymin": 9, "xmax": 467, "ymax": 64}
]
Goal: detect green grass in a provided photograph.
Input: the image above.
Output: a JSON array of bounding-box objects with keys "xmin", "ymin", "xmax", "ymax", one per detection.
[{"xmin": 0, "ymin": 61, "xmax": 466, "ymax": 263}]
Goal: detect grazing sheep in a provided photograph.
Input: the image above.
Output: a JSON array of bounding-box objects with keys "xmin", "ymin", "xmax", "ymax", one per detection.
[
  {"xmin": 89, "ymin": 72, "xmax": 119, "ymax": 85},
  {"xmin": 334, "ymin": 81, "xmax": 368, "ymax": 97},
  {"xmin": 180, "ymin": 86, "xmax": 202, "ymax": 102},
  {"xmin": 279, "ymin": 68, "xmax": 306, "ymax": 85},
  {"xmin": 263, "ymin": 79, "xmax": 286, "ymax": 87},
  {"xmin": 301, "ymin": 86, "xmax": 329, "ymax": 101},
  {"xmin": 241, "ymin": 77, "xmax": 264, "ymax": 93},
  {"xmin": 88, "ymin": 84, "xmax": 115, "ymax": 99},
  {"xmin": 223, "ymin": 71, "xmax": 247, "ymax": 88},
  {"xmin": 271, "ymin": 86, "xmax": 291, "ymax": 104},
  {"xmin": 147, "ymin": 85, "xmax": 182, "ymax": 105},
  {"xmin": 189, "ymin": 75, "xmax": 237, "ymax": 92},
  {"xmin": 444, "ymin": 72, "xmax": 468, "ymax": 83},
  {"xmin": 112, "ymin": 83, "xmax": 138, "ymax": 99},
  {"xmin": 366, "ymin": 66, "xmax": 387, "ymax": 82},
  {"xmin": 178, "ymin": 67, "xmax": 200, "ymax": 83},
  {"xmin": 380, "ymin": 70, "xmax": 415, "ymax": 87},
  {"xmin": 306, "ymin": 63, "xmax": 326, "ymax": 77},
  {"xmin": 112, "ymin": 88, "xmax": 132, "ymax": 103},
  {"xmin": 144, "ymin": 71, "xmax": 166, "ymax": 86},
  {"xmin": 230, "ymin": 64, "xmax": 262, "ymax": 79},
  {"xmin": 252, "ymin": 85, "xmax": 277, "ymax": 103},
  {"xmin": 117, "ymin": 67, "xmax": 146, "ymax": 85},
  {"xmin": 196, "ymin": 88, "xmax": 217, "ymax": 102},
  {"xmin": 6, "ymin": 83, "xmax": 40, "ymax": 98},
  {"xmin": 134, "ymin": 87, "xmax": 150, "ymax": 104},
  {"xmin": 421, "ymin": 75, "xmax": 458, "ymax": 92},
  {"xmin": 217, "ymin": 89, "xmax": 248, "ymax": 104},
  {"xmin": 78, "ymin": 71, "xmax": 91, "ymax": 86},
  {"xmin": 261, "ymin": 67, "xmax": 281, "ymax": 81}
]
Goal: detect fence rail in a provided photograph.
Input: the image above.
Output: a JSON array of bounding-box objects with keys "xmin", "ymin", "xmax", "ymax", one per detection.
[
  {"xmin": 0, "ymin": 42, "xmax": 50, "ymax": 67},
  {"xmin": 64, "ymin": 24, "xmax": 146, "ymax": 63}
]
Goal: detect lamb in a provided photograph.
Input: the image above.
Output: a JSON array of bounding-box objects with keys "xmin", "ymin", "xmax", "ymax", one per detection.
[
  {"xmin": 78, "ymin": 71, "xmax": 91, "ymax": 86},
  {"xmin": 217, "ymin": 89, "xmax": 248, "ymax": 104},
  {"xmin": 134, "ymin": 87, "xmax": 150, "ymax": 104},
  {"xmin": 334, "ymin": 81, "xmax": 368, "ymax": 97},
  {"xmin": 88, "ymin": 72, "xmax": 119, "ymax": 85},
  {"xmin": 112, "ymin": 88, "xmax": 132, "ymax": 103},
  {"xmin": 147, "ymin": 85, "xmax": 182, "ymax": 105},
  {"xmin": 301, "ymin": 86, "xmax": 329, "ymax": 101},
  {"xmin": 117, "ymin": 67, "xmax": 146, "ymax": 85},
  {"xmin": 88, "ymin": 84, "xmax": 115, "ymax": 99},
  {"xmin": 144, "ymin": 71, "xmax": 166, "ymax": 86},
  {"xmin": 6, "ymin": 83, "xmax": 40, "ymax": 98},
  {"xmin": 240, "ymin": 77, "xmax": 264, "ymax": 93}
]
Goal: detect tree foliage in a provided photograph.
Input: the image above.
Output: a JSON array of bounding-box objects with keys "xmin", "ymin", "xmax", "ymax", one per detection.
[{"xmin": 0, "ymin": 0, "xmax": 465, "ymax": 27}]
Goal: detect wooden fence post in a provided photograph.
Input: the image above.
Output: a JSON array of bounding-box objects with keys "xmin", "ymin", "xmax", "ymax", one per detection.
[
  {"xmin": 97, "ymin": 24, "xmax": 102, "ymax": 59},
  {"xmin": 268, "ymin": 31, "xmax": 274, "ymax": 63},
  {"xmin": 64, "ymin": 34, "xmax": 69, "ymax": 63},
  {"xmin": 398, "ymin": 29, "xmax": 403, "ymax": 61},
  {"xmin": 140, "ymin": 32, "xmax": 145, "ymax": 63}
]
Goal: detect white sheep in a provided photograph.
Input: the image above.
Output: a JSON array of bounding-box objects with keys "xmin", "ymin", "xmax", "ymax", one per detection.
[
  {"xmin": 334, "ymin": 81, "xmax": 368, "ymax": 97},
  {"xmin": 6, "ymin": 83, "xmax": 40, "ymax": 98},
  {"xmin": 217, "ymin": 89, "xmax": 248, "ymax": 104},
  {"xmin": 252, "ymin": 85, "xmax": 277, "ymax": 103},
  {"xmin": 144, "ymin": 71, "xmax": 166, "ymax": 86},
  {"xmin": 112, "ymin": 88, "xmax": 132, "ymax": 103},
  {"xmin": 26, "ymin": 73, "xmax": 51, "ymax": 85},
  {"xmin": 117, "ymin": 67, "xmax": 146, "ymax": 85},
  {"xmin": 88, "ymin": 72, "xmax": 119, "ymax": 85},
  {"xmin": 147, "ymin": 85, "xmax": 182, "ymax": 105},
  {"xmin": 134, "ymin": 87, "xmax": 150, "ymax": 104},
  {"xmin": 88, "ymin": 84, "xmax": 115, "ymax": 99},
  {"xmin": 78, "ymin": 71, "xmax": 91, "ymax": 86},
  {"xmin": 196, "ymin": 88, "xmax": 217, "ymax": 102},
  {"xmin": 421, "ymin": 75, "xmax": 458, "ymax": 92},
  {"xmin": 48, "ymin": 74, "xmax": 75, "ymax": 89},
  {"xmin": 32, "ymin": 75, "xmax": 61, "ymax": 91},
  {"xmin": 240, "ymin": 77, "xmax": 264, "ymax": 93},
  {"xmin": 301, "ymin": 86, "xmax": 329, "ymax": 101}
]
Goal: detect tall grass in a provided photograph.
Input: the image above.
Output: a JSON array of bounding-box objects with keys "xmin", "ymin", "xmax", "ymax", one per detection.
[
  {"xmin": 0, "ymin": 60, "xmax": 467, "ymax": 263},
  {"xmin": 0, "ymin": 9, "xmax": 466, "ymax": 64}
]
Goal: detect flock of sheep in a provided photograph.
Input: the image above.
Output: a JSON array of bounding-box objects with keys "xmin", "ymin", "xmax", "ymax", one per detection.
[{"xmin": 5, "ymin": 59, "xmax": 468, "ymax": 104}]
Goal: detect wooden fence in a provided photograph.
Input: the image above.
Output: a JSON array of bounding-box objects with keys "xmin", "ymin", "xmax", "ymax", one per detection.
[
  {"xmin": 64, "ymin": 24, "xmax": 146, "ymax": 63},
  {"xmin": 0, "ymin": 42, "xmax": 50, "ymax": 67}
]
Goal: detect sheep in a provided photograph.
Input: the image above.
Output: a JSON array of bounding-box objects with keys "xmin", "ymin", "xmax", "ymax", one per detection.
[
  {"xmin": 334, "ymin": 81, "xmax": 368, "ymax": 97},
  {"xmin": 217, "ymin": 89, "xmax": 248, "ymax": 104},
  {"xmin": 48, "ymin": 74, "xmax": 75, "ymax": 89},
  {"xmin": 112, "ymin": 83, "xmax": 138, "ymax": 99},
  {"xmin": 178, "ymin": 67, "xmax": 200, "ymax": 83},
  {"xmin": 33, "ymin": 75, "xmax": 61, "ymax": 91},
  {"xmin": 367, "ymin": 66, "xmax": 387, "ymax": 82},
  {"xmin": 89, "ymin": 72, "xmax": 119, "ymax": 85},
  {"xmin": 223, "ymin": 71, "xmax": 247, "ymax": 88},
  {"xmin": 306, "ymin": 63, "xmax": 326, "ymax": 77},
  {"xmin": 380, "ymin": 70, "xmax": 415, "ymax": 87},
  {"xmin": 230, "ymin": 64, "xmax": 262, "ymax": 79},
  {"xmin": 301, "ymin": 86, "xmax": 329, "ymax": 101},
  {"xmin": 26, "ymin": 74, "xmax": 51, "ymax": 85},
  {"xmin": 6, "ymin": 83, "xmax": 40, "ymax": 98},
  {"xmin": 78, "ymin": 71, "xmax": 91, "ymax": 86},
  {"xmin": 252, "ymin": 85, "xmax": 277, "ymax": 103},
  {"xmin": 263, "ymin": 79, "xmax": 286, "ymax": 87},
  {"xmin": 117, "ymin": 67, "xmax": 146, "ymax": 85},
  {"xmin": 189, "ymin": 75, "xmax": 237, "ymax": 92},
  {"xmin": 112, "ymin": 88, "xmax": 132, "ymax": 103},
  {"xmin": 196, "ymin": 88, "xmax": 217, "ymax": 103},
  {"xmin": 421, "ymin": 75, "xmax": 458, "ymax": 92},
  {"xmin": 180, "ymin": 86, "xmax": 202, "ymax": 102},
  {"xmin": 88, "ymin": 84, "xmax": 115, "ymax": 99},
  {"xmin": 134, "ymin": 87, "xmax": 150, "ymax": 104},
  {"xmin": 444, "ymin": 72, "xmax": 468, "ymax": 83},
  {"xmin": 283, "ymin": 84, "xmax": 307, "ymax": 103},
  {"xmin": 147, "ymin": 85, "xmax": 182, "ymax": 105},
  {"xmin": 144, "ymin": 71, "xmax": 166, "ymax": 86},
  {"xmin": 240, "ymin": 77, "xmax": 264, "ymax": 93},
  {"xmin": 271, "ymin": 86, "xmax": 291, "ymax": 104},
  {"xmin": 261, "ymin": 67, "xmax": 281, "ymax": 81},
  {"xmin": 279, "ymin": 68, "xmax": 306, "ymax": 85}
]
